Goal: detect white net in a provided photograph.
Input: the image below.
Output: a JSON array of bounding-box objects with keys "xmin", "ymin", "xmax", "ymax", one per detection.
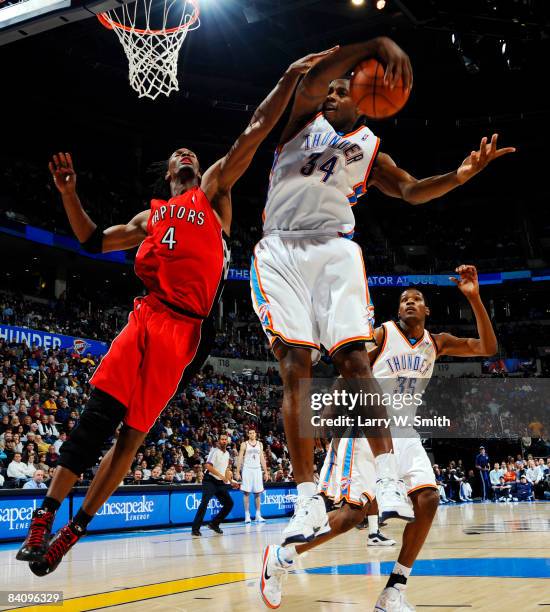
[{"xmin": 98, "ymin": 0, "xmax": 200, "ymax": 100}]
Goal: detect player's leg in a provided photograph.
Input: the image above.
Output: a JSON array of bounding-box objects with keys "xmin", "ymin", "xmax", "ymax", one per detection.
[
  {"xmin": 375, "ymin": 488, "xmax": 439, "ymax": 612},
  {"xmin": 251, "ymin": 238, "xmax": 325, "ymax": 545},
  {"xmin": 261, "ymin": 502, "xmax": 367, "ymax": 609},
  {"xmin": 16, "ymin": 388, "xmax": 128, "ymax": 563},
  {"xmin": 243, "ymin": 491, "xmax": 251, "ymax": 523},
  {"xmin": 365, "ymin": 499, "xmax": 396, "ymax": 546},
  {"xmin": 255, "ymin": 492, "xmax": 265, "ymax": 522},
  {"xmin": 315, "ymin": 238, "xmax": 413, "ymax": 523},
  {"xmin": 27, "ymin": 424, "xmax": 146, "ymax": 577}
]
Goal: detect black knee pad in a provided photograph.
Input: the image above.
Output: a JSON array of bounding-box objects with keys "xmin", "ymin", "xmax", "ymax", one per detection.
[{"xmin": 58, "ymin": 389, "xmax": 126, "ymax": 476}]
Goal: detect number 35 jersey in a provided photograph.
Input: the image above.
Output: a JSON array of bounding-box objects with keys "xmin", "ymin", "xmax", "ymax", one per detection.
[
  {"xmin": 263, "ymin": 112, "xmax": 380, "ymax": 236},
  {"xmin": 135, "ymin": 187, "xmax": 230, "ymax": 317},
  {"xmin": 372, "ymin": 321, "xmax": 437, "ymax": 432}
]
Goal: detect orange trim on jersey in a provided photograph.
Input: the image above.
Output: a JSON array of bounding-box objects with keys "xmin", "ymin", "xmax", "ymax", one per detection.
[
  {"xmin": 343, "ymin": 125, "xmax": 366, "ymax": 138},
  {"xmin": 346, "ymin": 136, "xmax": 381, "ymax": 205},
  {"xmin": 357, "ymin": 244, "xmax": 371, "ymax": 306},
  {"xmin": 407, "ymin": 483, "xmax": 439, "ymax": 496},
  {"xmin": 267, "ymin": 327, "xmax": 320, "ymax": 351},
  {"xmin": 371, "ymin": 324, "xmax": 388, "ymax": 368},
  {"xmin": 335, "ymin": 489, "xmax": 374, "ymax": 507},
  {"xmin": 328, "ymin": 335, "xmax": 375, "ymax": 356},
  {"xmin": 391, "ymin": 320, "xmax": 426, "ymax": 350}
]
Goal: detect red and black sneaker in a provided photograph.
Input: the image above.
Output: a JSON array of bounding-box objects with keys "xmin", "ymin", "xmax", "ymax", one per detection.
[
  {"xmin": 16, "ymin": 509, "xmax": 55, "ymax": 562},
  {"xmin": 29, "ymin": 523, "xmax": 85, "ymax": 577}
]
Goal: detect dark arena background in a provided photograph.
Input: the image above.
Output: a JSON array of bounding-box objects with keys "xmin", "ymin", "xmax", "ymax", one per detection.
[{"xmin": 0, "ymin": 1, "xmax": 549, "ymax": 611}]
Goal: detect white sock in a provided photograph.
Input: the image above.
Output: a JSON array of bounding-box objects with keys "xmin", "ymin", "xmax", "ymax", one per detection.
[
  {"xmin": 256, "ymin": 513, "xmax": 263, "ymax": 519},
  {"xmin": 245, "ymin": 511, "xmax": 250, "ymax": 519},
  {"xmin": 375, "ymin": 452, "xmax": 397, "ymax": 480},
  {"xmin": 367, "ymin": 514, "xmax": 379, "ymax": 535},
  {"xmin": 297, "ymin": 482, "xmax": 316, "ymax": 498},
  {"xmin": 280, "ymin": 546, "xmax": 298, "ymax": 564},
  {"xmin": 390, "ymin": 561, "xmax": 412, "ymax": 591}
]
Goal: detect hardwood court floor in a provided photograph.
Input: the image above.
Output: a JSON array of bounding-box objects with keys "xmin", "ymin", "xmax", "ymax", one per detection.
[{"xmin": 1, "ymin": 502, "xmax": 549, "ymax": 611}]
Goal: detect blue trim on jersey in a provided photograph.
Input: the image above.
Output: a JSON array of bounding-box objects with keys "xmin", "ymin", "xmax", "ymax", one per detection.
[
  {"xmin": 347, "ymin": 184, "xmax": 366, "ymax": 204},
  {"xmin": 321, "ymin": 446, "xmax": 337, "ymax": 489},
  {"xmin": 340, "ymin": 439, "xmax": 354, "ymax": 497}
]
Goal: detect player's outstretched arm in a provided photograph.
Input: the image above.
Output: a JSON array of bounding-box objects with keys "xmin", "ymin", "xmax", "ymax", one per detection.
[
  {"xmin": 280, "ymin": 37, "xmax": 412, "ymax": 143},
  {"xmin": 434, "ymin": 265, "xmax": 498, "ymax": 358},
  {"xmin": 235, "ymin": 442, "xmax": 246, "ymax": 479},
  {"xmin": 369, "ymin": 134, "xmax": 515, "ymax": 205},
  {"xmin": 201, "ymin": 48, "xmax": 339, "ymax": 232},
  {"xmin": 49, "ymin": 152, "xmax": 148, "ymax": 253}
]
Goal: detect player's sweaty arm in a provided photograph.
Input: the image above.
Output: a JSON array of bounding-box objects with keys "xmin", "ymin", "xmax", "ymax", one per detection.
[
  {"xmin": 369, "ymin": 135, "xmax": 516, "ymax": 205},
  {"xmin": 280, "ymin": 36, "xmax": 412, "ymax": 143},
  {"xmin": 49, "ymin": 152, "xmax": 148, "ymax": 253},
  {"xmin": 433, "ymin": 265, "xmax": 498, "ymax": 357},
  {"xmin": 201, "ymin": 48, "xmax": 339, "ymax": 232}
]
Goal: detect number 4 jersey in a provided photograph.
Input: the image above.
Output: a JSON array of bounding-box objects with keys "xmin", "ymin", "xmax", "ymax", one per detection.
[
  {"xmin": 135, "ymin": 186, "xmax": 230, "ymax": 317},
  {"xmin": 263, "ymin": 112, "xmax": 380, "ymax": 236}
]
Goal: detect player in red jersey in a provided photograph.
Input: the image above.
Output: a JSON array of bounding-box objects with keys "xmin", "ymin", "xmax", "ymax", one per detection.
[{"xmin": 16, "ymin": 47, "xmax": 338, "ymax": 576}]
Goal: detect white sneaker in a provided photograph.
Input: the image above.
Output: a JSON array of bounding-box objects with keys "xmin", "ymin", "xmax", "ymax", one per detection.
[
  {"xmin": 257, "ymin": 515, "xmax": 266, "ymax": 523},
  {"xmin": 281, "ymin": 495, "xmax": 329, "ymax": 546},
  {"xmin": 245, "ymin": 514, "xmax": 252, "ymax": 524},
  {"xmin": 260, "ymin": 544, "xmax": 291, "ymax": 609},
  {"xmin": 367, "ymin": 531, "xmax": 396, "ymax": 547},
  {"xmin": 374, "ymin": 587, "xmax": 415, "ymax": 611},
  {"xmin": 376, "ymin": 479, "xmax": 415, "ymax": 523}
]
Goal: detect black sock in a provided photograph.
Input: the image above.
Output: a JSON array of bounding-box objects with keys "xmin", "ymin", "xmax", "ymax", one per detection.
[
  {"xmin": 71, "ymin": 508, "xmax": 93, "ymax": 532},
  {"xmin": 386, "ymin": 572, "xmax": 408, "ymax": 590},
  {"xmin": 41, "ymin": 496, "xmax": 61, "ymax": 514}
]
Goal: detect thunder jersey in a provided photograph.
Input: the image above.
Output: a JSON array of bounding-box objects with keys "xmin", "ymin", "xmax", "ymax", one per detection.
[
  {"xmin": 263, "ymin": 113, "xmax": 380, "ymax": 236},
  {"xmin": 135, "ymin": 187, "xmax": 230, "ymax": 317},
  {"xmin": 373, "ymin": 321, "xmax": 437, "ymax": 432},
  {"xmin": 243, "ymin": 441, "xmax": 262, "ymax": 469}
]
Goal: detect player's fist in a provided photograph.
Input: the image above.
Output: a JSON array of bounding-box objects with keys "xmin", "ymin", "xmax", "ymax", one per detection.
[
  {"xmin": 49, "ymin": 152, "xmax": 76, "ymax": 194},
  {"xmin": 450, "ymin": 265, "xmax": 479, "ymax": 299}
]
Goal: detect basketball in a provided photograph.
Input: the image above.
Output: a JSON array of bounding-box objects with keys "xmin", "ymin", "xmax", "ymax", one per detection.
[{"xmin": 350, "ymin": 58, "xmax": 411, "ymax": 119}]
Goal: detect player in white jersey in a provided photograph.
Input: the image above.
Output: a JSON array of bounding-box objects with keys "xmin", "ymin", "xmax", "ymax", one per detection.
[
  {"xmin": 260, "ymin": 265, "xmax": 498, "ymax": 610},
  {"xmin": 236, "ymin": 429, "xmax": 269, "ymax": 523},
  {"xmin": 251, "ymin": 34, "xmax": 514, "ymax": 547}
]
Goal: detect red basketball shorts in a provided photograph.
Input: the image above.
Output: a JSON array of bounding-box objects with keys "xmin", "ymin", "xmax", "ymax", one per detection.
[{"xmin": 90, "ymin": 294, "xmax": 213, "ymax": 432}]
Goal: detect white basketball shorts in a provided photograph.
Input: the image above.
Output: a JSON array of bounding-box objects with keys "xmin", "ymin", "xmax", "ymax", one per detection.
[
  {"xmin": 322, "ymin": 435, "xmax": 437, "ymax": 507},
  {"xmin": 241, "ymin": 467, "xmax": 264, "ymax": 493},
  {"xmin": 318, "ymin": 441, "xmax": 339, "ymax": 500},
  {"xmin": 250, "ymin": 234, "xmax": 375, "ymax": 361}
]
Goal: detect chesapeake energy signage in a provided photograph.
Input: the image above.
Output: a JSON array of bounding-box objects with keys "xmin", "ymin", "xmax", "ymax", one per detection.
[{"xmin": 0, "ymin": 497, "xmax": 69, "ymax": 538}]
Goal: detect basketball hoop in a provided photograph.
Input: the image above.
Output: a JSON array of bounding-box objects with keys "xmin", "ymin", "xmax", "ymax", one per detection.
[{"xmin": 98, "ymin": 0, "xmax": 200, "ymax": 100}]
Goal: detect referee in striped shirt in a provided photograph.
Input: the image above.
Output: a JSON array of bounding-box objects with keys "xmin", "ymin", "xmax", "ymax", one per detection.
[{"xmin": 192, "ymin": 434, "xmax": 237, "ymax": 536}]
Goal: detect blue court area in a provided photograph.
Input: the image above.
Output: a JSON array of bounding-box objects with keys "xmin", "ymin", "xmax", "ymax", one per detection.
[{"xmin": 300, "ymin": 557, "xmax": 550, "ymax": 579}]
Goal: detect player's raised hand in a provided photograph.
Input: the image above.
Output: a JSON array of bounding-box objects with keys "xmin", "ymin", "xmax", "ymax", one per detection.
[
  {"xmin": 49, "ymin": 152, "xmax": 76, "ymax": 194},
  {"xmin": 450, "ymin": 265, "xmax": 480, "ymax": 299},
  {"xmin": 456, "ymin": 134, "xmax": 516, "ymax": 184},
  {"xmin": 288, "ymin": 46, "xmax": 340, "ymax": 75},
  {"xmin": 373, "ymin": 36, "xmax": 413, "ymax": 91}
]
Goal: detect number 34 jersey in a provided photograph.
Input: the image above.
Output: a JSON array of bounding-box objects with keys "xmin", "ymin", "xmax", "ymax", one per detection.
[
  {"xmin": 263, "ymin": 112, "xmax": 380, "ymax": 236},
  {"xmin": 135, "ymin": 187, "xmax": 230, "ymax": 317}
]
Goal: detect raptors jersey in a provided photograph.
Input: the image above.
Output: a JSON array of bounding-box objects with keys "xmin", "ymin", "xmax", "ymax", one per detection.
[
  {"xmin": 135, "ymin": 187, "xmax": 230, "ymax": 317},
  {"xmin": 263, "ymin": 113, "xmax": 380, "ymax": 236},
  {"xmin": 373, "ymin": 321, "xmax": 437, "ymax": 432},
  {"xmin": 243, "ymin": 441, "xmax": 262, "ymax": 469}
]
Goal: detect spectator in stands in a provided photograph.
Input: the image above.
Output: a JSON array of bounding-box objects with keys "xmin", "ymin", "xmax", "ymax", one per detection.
[
  {"xmin": 45, "ymin": 445, "xmax": 59, "ymax": 467},
  {"xmin": 515, "ymin": 475, "xmax": 534, "ymax": 501},
  {"xmin": 0, "ymin": 472, "xmax": 4, "ymax": 488},
  {"xmin": 131, "ymin": 469, "xmax": 144, "ymax": 485},
  {"xmin": 23, "ymin": 469, "xmax": 47, "ymax": 490},
  {"xmin": 7, "ymin": 452, "xmax": 32, "ymax": 485},
  {"xmin": 36, "ymin": 452, "xmax": 49, "ymax": 473},
  {"xmin": 149, "ymin": 465, "xmax": 163, "ymax": 484},
  {"xmin": 489, "ymin": 462, "xmax": 503, "ymax": 498},
  {"xmin": 184, "ymin": 469, "xmax": 196, "ymax": 483},
  {"xmin": 164, "ymin": 466, "xmax": 176, "ymax": 484},
  {"xmin": 53, "ymin": 431, "xmax": 67, "ymax": 454},
  {"xmin": 493, "ymin": 476, "xmax": 512, "ymax": 502}
]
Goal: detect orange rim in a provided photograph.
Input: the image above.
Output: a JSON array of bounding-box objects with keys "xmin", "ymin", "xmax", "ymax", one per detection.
[{"xmin": 97, "ymin": 0, "xmax": 200, "ymax": 35}]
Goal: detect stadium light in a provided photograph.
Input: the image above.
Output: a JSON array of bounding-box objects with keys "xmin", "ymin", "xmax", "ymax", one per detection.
[
  {"xmin": 351, "ymin": 0, "xmax": 365, "ymax": 6},
  {"xmin": 376, "ymin": 0, "xmax": 386, "ymax": 9}
]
